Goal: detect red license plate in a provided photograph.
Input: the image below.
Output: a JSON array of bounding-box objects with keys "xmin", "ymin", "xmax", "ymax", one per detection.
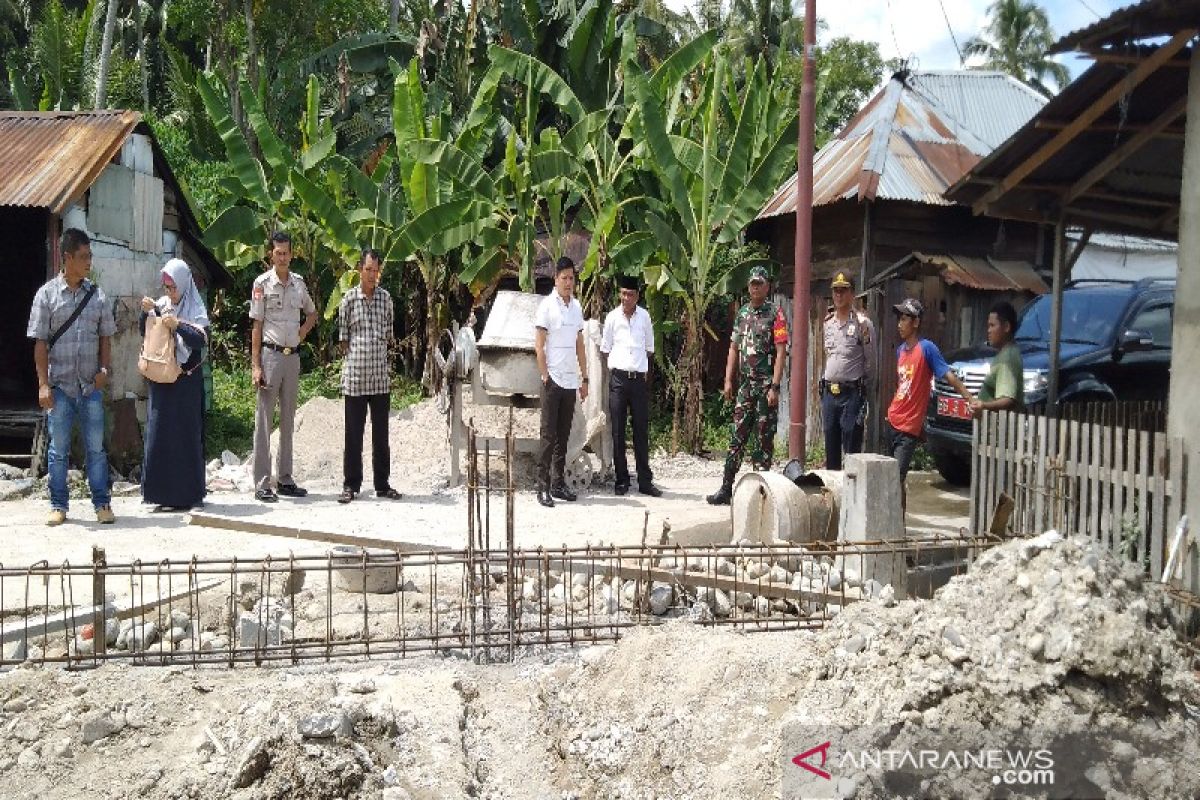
[{"xmin": 938, "ymin": 396, "xmax": 972, "ymax": 420}]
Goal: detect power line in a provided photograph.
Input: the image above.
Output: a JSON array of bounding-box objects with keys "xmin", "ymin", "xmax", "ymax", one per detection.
[
  {"xmin": 937, "ymin": 0, "xmax": 964, "ymax": 62},
  {"xmin": 883, "ymin": 0, "xmax": 902, "ymax": 59},
  {"xmin": 1074, "ymin": 0, "xmax": 1102, "ymax": 19}
]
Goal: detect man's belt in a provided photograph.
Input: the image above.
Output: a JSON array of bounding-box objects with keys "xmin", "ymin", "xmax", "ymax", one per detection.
[
  {"xmin": 263, "ymin": 341, "xmax": 298, "ymax": 355},
  {"xmin": 611, "ymin": 369, "xmax": 646, "ymax": 380},
  {"xmin": 820, "ymin": 378, "xmax": 863, "ymax": 396}
]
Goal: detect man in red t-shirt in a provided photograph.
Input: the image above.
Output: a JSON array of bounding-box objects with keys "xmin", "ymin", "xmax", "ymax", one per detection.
[{"xmin": 885, "ymin": 299, "xmax": 974, "ymax": 498}]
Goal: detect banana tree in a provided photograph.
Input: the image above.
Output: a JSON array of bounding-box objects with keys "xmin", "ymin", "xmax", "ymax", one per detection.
[
  {"xmin": 199, "ymin": 73, "xmax": 360, "ymax": 351},
  {"xmin": 631, "ymin": 45, "xmax": 798, "ymax": 453}
]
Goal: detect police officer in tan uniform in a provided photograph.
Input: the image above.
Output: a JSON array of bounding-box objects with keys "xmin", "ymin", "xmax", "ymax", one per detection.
[
  {"xmin": 820, "ymin": 272, "xmax": 876, "ymax": 470},
  {"xmin": 250, "ymin": 231, "xmax": 318, "ymax": 502}
]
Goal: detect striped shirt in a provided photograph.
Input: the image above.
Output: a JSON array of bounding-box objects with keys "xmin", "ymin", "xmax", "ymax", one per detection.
[
  {"xmin": 339, "ymin": 285, "xmax": 394, "ymax": 396},
  {"xmin": 27, "ymin": 274, "xmax": 117, "ymax": 398}
]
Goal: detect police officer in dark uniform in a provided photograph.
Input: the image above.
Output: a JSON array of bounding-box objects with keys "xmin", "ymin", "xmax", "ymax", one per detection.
[{"xmin": 820, "ymin": 272, "xmax": 876, "ymax": 471}]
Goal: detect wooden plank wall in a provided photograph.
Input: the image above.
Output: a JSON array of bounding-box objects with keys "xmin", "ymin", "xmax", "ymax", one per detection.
[{"xmin": 971, "ymin": 401, "xmax": 1196, "ymax": 595}]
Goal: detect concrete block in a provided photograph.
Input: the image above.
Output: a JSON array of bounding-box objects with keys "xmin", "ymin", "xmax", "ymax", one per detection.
[{"xmin": 837, "ymin": 453, "xmax": 907, "ymax": 599}]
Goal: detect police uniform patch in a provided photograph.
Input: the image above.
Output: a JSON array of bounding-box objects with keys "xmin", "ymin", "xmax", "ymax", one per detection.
[{"xmin": 253, "ymin": 286, "xmax": 264, "ymax": 300}]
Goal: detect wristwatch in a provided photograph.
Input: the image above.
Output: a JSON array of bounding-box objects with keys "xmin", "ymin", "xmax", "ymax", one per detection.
[{"xmin": 770, "ymin": 383, "xmax": 780, "ymax": 391}]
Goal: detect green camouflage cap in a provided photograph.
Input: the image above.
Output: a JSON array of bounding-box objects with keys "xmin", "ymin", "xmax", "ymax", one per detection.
[{"xmin": 748, "ymin": 265, "xmax": 771, "ymax": 283}]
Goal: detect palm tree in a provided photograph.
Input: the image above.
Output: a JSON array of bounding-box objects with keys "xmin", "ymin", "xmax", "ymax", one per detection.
[{"xmin": 963, "ymin": 0, "xmax": 1068, "ymax": 96}]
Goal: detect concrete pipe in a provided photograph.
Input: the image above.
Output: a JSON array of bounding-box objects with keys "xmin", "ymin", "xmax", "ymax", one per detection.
[{"xmin": 731, "ymin": 471, "xmax": 840, "ymax": 545}]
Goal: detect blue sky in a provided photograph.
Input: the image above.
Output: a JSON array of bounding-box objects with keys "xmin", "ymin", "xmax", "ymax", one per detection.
[{"xmin": 665, "ymin": 0, "xmax": 1131, "ymax": 85}]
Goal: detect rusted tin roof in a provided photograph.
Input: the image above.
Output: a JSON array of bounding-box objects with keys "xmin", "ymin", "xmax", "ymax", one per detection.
[
  {"xmin": 758, "ymin": 70, "xmax": 1046, "ymax": 218},
  {"xmin": 0, "ymin": 110, "xmax": 141, "ymax": 213},
  {"xmin": 870, "ymin": 252, "xmax": 1049, "ymax": 294}
]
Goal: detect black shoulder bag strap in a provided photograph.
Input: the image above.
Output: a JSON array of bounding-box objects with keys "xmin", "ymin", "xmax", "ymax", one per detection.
[{"xmin": 47, "ymin": 283, "xmax": 98, "ymax": 350}]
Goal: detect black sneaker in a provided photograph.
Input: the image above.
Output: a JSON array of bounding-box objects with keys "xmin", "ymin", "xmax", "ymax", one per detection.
[
  {"xmin": 255, "ymin": 488, "xmax": 279, "ymax": 503},
  {"xmin": 536, "ymin": 489, "xmax": 555, "ymax": 508},
  {"xmin": 276, "ymin": 483, "xmax": 308, "ymax": 498},
  {"xmin": 551, "ymin": 485, "xmax": 577, "ymax": 502},
  {"xmin": 614, "ymin": 483, "xmax": 629, "ymax": 496},
  {"xmin": 638, "ymin": 483, "xmax": 663, "ymax": 497}
]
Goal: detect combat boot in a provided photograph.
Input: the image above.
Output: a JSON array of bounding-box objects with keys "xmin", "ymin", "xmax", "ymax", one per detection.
[{"xmin": 706, "ymin": 466, "xmax": 735, "ymax": 505}]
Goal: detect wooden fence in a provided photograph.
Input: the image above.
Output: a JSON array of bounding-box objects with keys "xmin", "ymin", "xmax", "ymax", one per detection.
[{"xmin": 970, "ymin": 404, "xmax": 1197, "ymax": 598}]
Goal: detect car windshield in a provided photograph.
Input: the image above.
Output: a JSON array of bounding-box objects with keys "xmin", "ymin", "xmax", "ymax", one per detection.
[{"xmin": 1015, "ymin": 289, "xmax": 1130, "ymax": 346}]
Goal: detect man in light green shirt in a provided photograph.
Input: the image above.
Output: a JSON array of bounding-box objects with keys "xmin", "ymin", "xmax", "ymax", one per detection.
[{"xmin": 971, "ymin": 301, "xmax": 1023, "ymax": 417}]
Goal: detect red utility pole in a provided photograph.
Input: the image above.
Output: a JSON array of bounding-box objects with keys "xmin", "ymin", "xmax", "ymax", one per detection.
[{"xmin": 788, "ymin": 0, "xmax": 817, "ymax": 461}]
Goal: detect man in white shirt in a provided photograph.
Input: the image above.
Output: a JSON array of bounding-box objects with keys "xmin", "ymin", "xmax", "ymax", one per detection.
[
  {"xmin": 533, "ymin": 257, "xmax": 590, "ymax": 507},
  {"xmin": 601, "ymin": 275, "xmax": 661, "ymax": 497}
]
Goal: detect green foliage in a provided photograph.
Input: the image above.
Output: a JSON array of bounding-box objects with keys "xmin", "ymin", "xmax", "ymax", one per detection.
[
  {"xmin": 776, "ymin": 36, "xmax": 887, "ymax": 148},
  {"xmin": 964, "ymin": 0, "xmax": 1068, "ymax": 96}
]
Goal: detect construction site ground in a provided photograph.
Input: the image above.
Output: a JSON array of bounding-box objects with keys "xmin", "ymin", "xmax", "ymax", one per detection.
[{"xmin": 2, "ymin": 397, "xmax": 1195, "ymax": 799}]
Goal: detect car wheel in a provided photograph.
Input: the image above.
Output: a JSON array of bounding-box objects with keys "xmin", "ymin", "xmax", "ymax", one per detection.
[{"xmin": 932, "ymin": 447, "xmax": 971, "ymax": 487}]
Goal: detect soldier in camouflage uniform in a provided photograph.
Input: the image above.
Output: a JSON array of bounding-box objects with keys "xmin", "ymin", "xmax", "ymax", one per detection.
[{"xmin": 707, "ymin": 266, "xmax": 789, "ymax": 505}]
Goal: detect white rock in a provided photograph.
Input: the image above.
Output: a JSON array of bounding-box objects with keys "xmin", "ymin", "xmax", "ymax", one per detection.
[
  {"xmin": 768, "ymin": 565, "xmax": 790, "ymax": 584},
  {"xmin": 298, "ymin": 710, "xmax": 352, "ymax": 739},
  {"xmin": 130, "ymin": 622, "xmax": 160, "ymax": 651},
  {"xmin": 878, "ymin": 585, "xmax": 897, "ymax": 608},
  {"xmin": 649, "ymin": 585, "xmax": 672, "ymax": 616},
  {"xmin": 169, "ymin": 627, "xmax": 189, "ymax": 645},
  {"xmin": 827, "ymin": 569, "xmax": 842, "ymax": 591},
  {"xmin": 80, "ymin": 710, "xmax": 125, "ymax": 744},
  {"xmin": 4, "ymin": 697, "xmax": 28, "ymax": 713},
  {"xmin": 16, "ymin": 747, "xmax": 39, "ymax": 767},
  {"xmin": 103, "ymin": 618, "xmax": 120, "ymax": 646},
  {"xmin": 714, "ymin": 558, "xmax": 735, "ymax": 577},
  {"xmin": 843, "ymin": 568, "xmax": 862, "ymax": 588},
  {"xmin": 745, "ymin": 561, "xmax": 769, "ymax": 580},
  {"xmin": 169, "ymin": 609, "xmax": 191, "ymax": 630},
  {"xmin": 220, "ymin": 450, "xmax": 241, "ymax": 466},
  {"xmin": 49, "ymin": 738, "xmax": 73, "ymax": 759}
]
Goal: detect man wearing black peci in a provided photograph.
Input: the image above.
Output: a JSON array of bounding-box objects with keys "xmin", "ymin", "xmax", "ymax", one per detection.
[{"xmin": 601, "ymin": 275, "xmax": 661, "ymax": 497}]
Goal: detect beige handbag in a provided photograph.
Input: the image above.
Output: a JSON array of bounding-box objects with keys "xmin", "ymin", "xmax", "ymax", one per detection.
[{"xmin": 139, "ymin": 315, "xmax": 182, "ymax": 383}]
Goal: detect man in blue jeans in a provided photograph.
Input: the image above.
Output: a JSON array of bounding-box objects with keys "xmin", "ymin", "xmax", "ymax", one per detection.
[{"xmin": 27, "ymin": 228, "xmax": 117, "ymax": 526}]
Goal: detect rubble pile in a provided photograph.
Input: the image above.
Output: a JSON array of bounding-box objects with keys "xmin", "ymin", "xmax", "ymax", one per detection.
[{"xmin": 534, "ymin": 533, "xmax": 1200, "ymax": 798}]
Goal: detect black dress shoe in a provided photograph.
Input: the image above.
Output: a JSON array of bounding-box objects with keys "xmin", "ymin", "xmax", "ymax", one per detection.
[
  {"xmin": 638, "ymin": 483, "xmax": 663, "ymax": 497},
  {"xmin": 614, "ymin": 483, "xmax": 629, "ymax": 496},
  {"xmin": 255, "ymin": 488, "xmax": 278, "ymax": 503},
  {"xmin": 551, "ymin": 485, "xmax": 577, "ymax": 502},
  {"xmin": 537, "ymin": 490, "xmax": 555, "ymax": 508},
  {"xmin": 276, "ymin": 483, "xmax": 308, "ymax": 498}
]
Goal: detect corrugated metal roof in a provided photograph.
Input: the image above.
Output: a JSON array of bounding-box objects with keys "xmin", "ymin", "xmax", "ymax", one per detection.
[
  {"xmin": 871, "ymin": 252, "xmax": 1048, "ymax": 293},
  {"xmin": 0, "ymin": 110, "xmax": 140, "ymax": 213},
  {"xmin": 758, "ymin": 70, "xmax": 1047, "ymax": 218},
  {"xmin": 1050, "ymin": 0, "xmax": 1198, "ymax": 53},
  {"xmin": 906, "ymin": 72, "xmax": 1049, "ymax": 151}
]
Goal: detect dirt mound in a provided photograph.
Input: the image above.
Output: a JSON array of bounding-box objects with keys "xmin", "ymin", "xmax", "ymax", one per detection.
[
  {"xmin": 275, "ymin": 396, "xmax": 542, "ymax": 491},
  {"xmin": 529, "ymin": 533, "xmax": 1200, "ymax": 798}
]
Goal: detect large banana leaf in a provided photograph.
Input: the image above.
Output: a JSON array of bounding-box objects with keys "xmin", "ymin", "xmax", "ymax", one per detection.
[
  {"xmin": 712, "ymin": 60, "xmax": 766, "ymax": 225},
  {"xmin": 337, "ymin": 156, "xmax": 405, "ymax": 231},
  {"xmin": 203, "ymin": 205, "xmax": 264, "ymax": 251},
  {"xmin": 238, "ymin": 79, "xmax": 290, "ymax": 177},
  {"xmin": 716, "ymin": 111, "xmax": 798, "ymax": 243},
  {"xmin": 300, "ymin": 32, "xmax": 416, "ymax": 76},
  {"xmin": 486, "ymin": 45, "xmax": 586, "ymax": 124},
  {"xmin": 632, "ymin": 70, "xmax": 695, "ymax": 239},
  {"xmin": 459, "ymin": 246, "xmax": 506, "ymax": 288},
  {"xmin": 289, "ymin": 171, "xmax": 361, "ymax": 261},
  {"xmin": 608, "ymin": 230, "xmax": 657, "ymax": 275},
  {"xmin": 396, "ymin": 195, "xmax": 481, "ymax": 256},
  {"xmin": 405, "ymin": 139, "xmax": 496, "ymax": 199},
  {"xmin": 649, "ymin": 29, "xmax": 719, "ymax": 95},
  {"xmin": 197, "ymin": 72, "xmax": 273, "ymax": 212}
]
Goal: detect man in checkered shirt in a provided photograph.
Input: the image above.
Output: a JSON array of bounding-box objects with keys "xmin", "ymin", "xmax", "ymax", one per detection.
[{"xmin": 337, "ymin": 249, "xmax": 401, "ymax": 503}]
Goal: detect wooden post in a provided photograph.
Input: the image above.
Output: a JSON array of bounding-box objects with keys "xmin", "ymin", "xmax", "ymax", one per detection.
[
  {"xmin": 1046, "ymin": 220, "xmax": 1066, "ymax": 414},
  {"xmin": 92, "ymin": 546, "xmax": 106, "ymax": 656}
]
